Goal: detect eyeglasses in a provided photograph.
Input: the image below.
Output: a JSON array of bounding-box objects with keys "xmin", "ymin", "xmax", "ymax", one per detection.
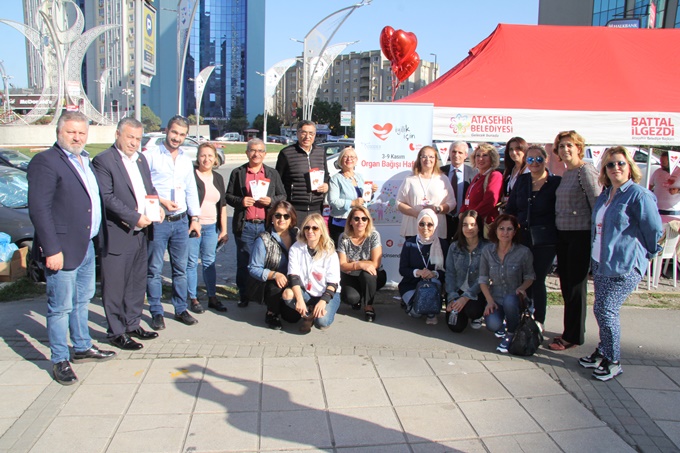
[
  {"xmin": 303, "ymin": 225, "xmax": 320, "ymax": 231},
  {"xmin": 605, "ymin": 161, "xmax": 627, "ymax": 169},
  {"xmin": 420, "ymin": 155, "xmax": 436, "ymax": 160},
  {"xmin": 299, "ymin": 131, "xmax": 316, "ymax": 138},
  {"xmin": 418, "ymin": 222, "xmax": 435, "ymax": 228},
  {"xmin": 498, "ymin": 226, "xmax": 515, "ymax": 232},
  {"xmin": 247, "ymin": 149, "xmax": 266, "ymax": 154},
  {"xmin": 353, "ymin": 216, "xmax": 369, "ymax": 222},
  {"xmin": 526, "ymin": 156, "xmax": 545, "ymax": 164},
  {"xmin": 274, "ymin": 213, "xmax": 291, "ymax": 220},
  {"xmin": 343, "ymin": 156, "xmax": 357, "ymax": 161}
]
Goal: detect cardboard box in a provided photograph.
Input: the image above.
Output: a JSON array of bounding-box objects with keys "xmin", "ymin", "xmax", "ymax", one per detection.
[{"xmin": 0, "ymin": 247, "xmax": 28, "ymax": 282}]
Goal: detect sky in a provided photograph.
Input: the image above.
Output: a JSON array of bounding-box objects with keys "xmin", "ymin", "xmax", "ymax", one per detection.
[{"xmin": 0, "ymin": 0, "xmax": 538, "ymax": 89}]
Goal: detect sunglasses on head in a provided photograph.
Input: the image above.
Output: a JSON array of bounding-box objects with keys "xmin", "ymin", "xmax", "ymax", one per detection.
[
  {"xmin": 526, "ymin": 156, "xmax": 545, "ymax": 164},
  {"xmin": 419, "ymin": 222, "xmax": 434, "ymax": 228},
  {"xmin": 605, "ymin": 161, "xmax": 627, "ymax": 169},
  {"xmin": 274, "ymin": 213, "xmax": 290, "ymax": 220},
  {"xmin": 303, "ymin": 225, "xmax": 320, "ymax": 231},
  {"xmin": 353, "ymin": 216, "xmax": 369, "ymax": 222}
]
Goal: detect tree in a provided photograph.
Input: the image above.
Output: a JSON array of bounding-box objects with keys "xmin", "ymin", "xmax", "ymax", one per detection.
[
  {"xmin": 186, "ymin": 114, "xmax": 204, "ymax": 125},
  {"xmin": 225, "ymin": 103, "xmax": 249, "ymax": 133},
  {"xmin": 294, "ymin": 100, "xmax": 343, "ymax": 135},
  {"xmin": 252, "ymin": 113, "xmax": 283, "ymax": 137},
  {"xmin": 141, "ymin": 105, "xmax": 161, "ymax": 132}
]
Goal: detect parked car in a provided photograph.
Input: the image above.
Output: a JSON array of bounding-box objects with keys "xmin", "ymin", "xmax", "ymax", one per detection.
[
  {"xmin": 0, "ymin": 166, "xmax": 43, "ymax": 281},
  {"xmin": 319, "ymin": 140, "xmax": 354, "ymax": 159},
  {"xmin": 215, "ymin": 132, "xmax": 242, "ymax": 142},
  {"xmin": 141, "ymin": 134, "xmax": 224, "ymax": 166},
  {"xmin": 267, "ymin": 135, "xmax": 289, "ymax": 144},
  {"xmin": 0, "ymin": 148, "xmax": 32, "ymax": 171}
]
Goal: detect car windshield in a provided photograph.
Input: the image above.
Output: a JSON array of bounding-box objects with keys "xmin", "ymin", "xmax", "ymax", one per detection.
[
  {"xmin": 0, "ymin": 149, "xmax": 31, "ymax": 169},
  {"xmin": 0, "ymin": 170, "xmax": 29, "ymax": 208}
]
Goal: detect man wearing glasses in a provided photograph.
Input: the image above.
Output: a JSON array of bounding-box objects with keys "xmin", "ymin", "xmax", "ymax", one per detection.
[
  {"xmin": 226, "ymin": 138, "xmax": 287, "ymax": 307},
  {"xmin": 276, "ymin": 120, "xmax": 330, "ymax": 226},
  {"xmin": 143, "ymin": 115, "xmax": 202, "ymax": 329}
]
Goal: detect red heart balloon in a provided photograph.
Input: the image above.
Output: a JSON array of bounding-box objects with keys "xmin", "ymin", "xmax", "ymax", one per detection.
[
  {"xmin": 390, "ymin": 29, "xmax": 418, "ymax": 66},
  {"xmin": 380, "ymin": 26, "xmax": 395, "ymax": 62},
  {"xmin": 394, "ymin": 52, "xmax": 420, "ymax": 83}
]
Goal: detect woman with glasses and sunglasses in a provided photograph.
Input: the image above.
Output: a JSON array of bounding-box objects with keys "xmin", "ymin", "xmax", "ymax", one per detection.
[
  {"xmin": 500, "ymin": 137, "xmax": 529, "ymax": 208},
  {"xmin": 187, "ymin": 143, "xmax": 229, "ymax": 314},
  {"xmin": 464, "ymin": 143, "xmax": 503, "ymax": 232},
  {"xmin": 283, "ymin": 214, "xmax": 341, "ymax": 333},
  {"xmin": 479, "ymin": 214, "xmax": 535, "ymax": 353},
  {"xmin": 329, "ymin": 146, "xmax": 378, "ymax": 245},
  {"xmin": 444, "ymin": 210, "xmax": 489, "ymax": 332},
  {"xmin": 505, "ymin": 145, "xmax": 561, "ymax": 331},
  {"xmin": 578, "ymin": 147, "xmax": 661, "ymax": 381},
  {"xmin": 550, "ymin": 131, "xmax": 601, "ymax": 352},
  {"xmin": 337, "ymin": 206, "xmax": 386, "ymax": 322},
  {"xmin": 398, "ymin": 209, "xmax": 448, "ymax": 325},
  {"xmin": 397, "ymin": 146, "xmax": 455, "ymax": 240},
  {"xmin": 248, "ymin": 201, "xmax": 301, "ymax": 330}
]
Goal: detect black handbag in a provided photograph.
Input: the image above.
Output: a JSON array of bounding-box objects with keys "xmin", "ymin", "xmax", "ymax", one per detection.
[
  {"xmin": 408, "ymin": 279, "xmax": 442, "ymax": 316},
  {"xmin": 527, "ymin": 193, "xmax": 557, "ymax": 247},
  {"xmin": 509, "ymin": 296, "xmax": 543, "ymax": 356}
]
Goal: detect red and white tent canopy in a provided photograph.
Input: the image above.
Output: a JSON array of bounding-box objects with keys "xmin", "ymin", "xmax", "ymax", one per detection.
[{"xmin": 400, "ymin": 24, "xmax": 680, "ymax": 145}]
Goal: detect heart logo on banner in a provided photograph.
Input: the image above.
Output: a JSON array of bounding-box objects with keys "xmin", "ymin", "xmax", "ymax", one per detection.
[
  {"xmin": 373, "ymin": 123, "xmax": 393, "ymax": 141},
  {"xmin": 591, "ymin": 147, "xmax": 604, "ymax": 168},
  {"xmin": 669, "ymin": 151, "xmax": 680, "ymax": 174}
]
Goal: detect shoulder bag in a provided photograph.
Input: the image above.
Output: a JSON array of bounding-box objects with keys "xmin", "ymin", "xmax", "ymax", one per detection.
[{"xmin": 508, "ymin": 295, "xmax": 543, "ymax": 356}]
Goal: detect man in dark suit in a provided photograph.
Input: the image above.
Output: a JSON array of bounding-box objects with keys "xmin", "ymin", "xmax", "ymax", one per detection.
[
  {"xmin": 28, "ymin": 111, "xmax": 116, "ymax": 385},
  {"xmin": 92, "ymin": 118, "xmax": 163, "ymax": 351},
  {"xmin": 225, "ymin": 138, "xmax": 287, "ymax": 307},
  {"xmin": 440, "ymin": 141, "xmax": 477, "ymax": 241}
]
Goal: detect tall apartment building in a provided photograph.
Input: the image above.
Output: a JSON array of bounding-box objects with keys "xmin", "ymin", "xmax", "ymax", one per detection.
[
  {"xmin": 274, "ymin": 49, "xmax": 437, "ymax": 125},
  {"xmin": 538, "ymin": 0, "xmax": 679, "ymax": 28}
]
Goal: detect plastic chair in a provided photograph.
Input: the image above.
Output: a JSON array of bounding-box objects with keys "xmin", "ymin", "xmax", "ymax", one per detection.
[{"xmin": 649, "ymin": 224, "xmax": 679, "ymax": 289}]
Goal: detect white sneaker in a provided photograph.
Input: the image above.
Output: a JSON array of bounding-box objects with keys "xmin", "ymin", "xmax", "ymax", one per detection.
[
  {"xmin": 470, "ymin": 317, "xmax": 483, "ymax": 330},
  {"xmin": 426, "ymin": 316, "xmax": 438, "ymax": 325}
]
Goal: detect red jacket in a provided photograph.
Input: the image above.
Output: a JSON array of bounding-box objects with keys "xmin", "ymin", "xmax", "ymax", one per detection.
[{"xmin": 464, "ymin": 170, "xmax": 502, "ymax": 224}]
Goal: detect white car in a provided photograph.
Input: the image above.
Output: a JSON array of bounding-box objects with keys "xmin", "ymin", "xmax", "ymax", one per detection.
[{"xmin": 141, "ymin": 134, "xmax": 224, "ymax": 166}]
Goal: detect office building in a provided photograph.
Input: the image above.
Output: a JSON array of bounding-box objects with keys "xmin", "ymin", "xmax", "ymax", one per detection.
[
  {"xmin": 274, "ymin": 49, "xmax": 437, "ymax": 125},
  {"xmin": 538, "ymin": 0, "xmax": 679, "ymax": 28}
]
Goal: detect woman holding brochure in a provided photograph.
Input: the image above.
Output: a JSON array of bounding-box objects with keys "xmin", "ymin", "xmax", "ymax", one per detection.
[
  {"xmin": 328, "ymin": 146, "xmax": 377, "ymax": 245},
  {"xmin": 187, "ymin": 143, "xmax": 229, "ymax": 314},
  {"xmin": 397, "ymin": 145, "xmax": 456, "ymax": 239}
]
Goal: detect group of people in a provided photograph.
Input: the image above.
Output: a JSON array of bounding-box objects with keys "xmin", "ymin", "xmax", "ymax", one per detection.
[{"xmin": 28, "ymin": 112, "xmax": 663, "ymax": 385}]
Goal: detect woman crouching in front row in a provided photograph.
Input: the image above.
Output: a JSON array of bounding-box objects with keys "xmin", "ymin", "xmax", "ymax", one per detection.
[{"xmin": 284, "ymin": 214, "xmax": 341, "ymax": 334}]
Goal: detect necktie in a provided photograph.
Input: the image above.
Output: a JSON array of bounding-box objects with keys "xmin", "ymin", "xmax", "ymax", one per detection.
[{"xmin": 451, "ymin": 169, "xmax": 459, "ymax": 214}]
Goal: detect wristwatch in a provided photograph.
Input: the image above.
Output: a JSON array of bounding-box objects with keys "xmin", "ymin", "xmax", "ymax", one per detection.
[
  {"xmin": 191, "ymin": 216, "xmax": 199, "ymax": 223},
  {"xmin": 434, "ymin": 206, "xmax": 442, "ymax": 214}
]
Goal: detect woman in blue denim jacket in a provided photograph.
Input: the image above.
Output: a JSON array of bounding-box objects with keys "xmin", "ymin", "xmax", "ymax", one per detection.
[
  {"xmin": 479, "ymin": 214, "xmax": 535, "ymax": 353},
  {"xmin": 579, "ymin": 146, "xmax": 662, "ymax": 382},
  {"xmin": 444, "ymin": 210, "xmax": 489, "ymax": 332}
]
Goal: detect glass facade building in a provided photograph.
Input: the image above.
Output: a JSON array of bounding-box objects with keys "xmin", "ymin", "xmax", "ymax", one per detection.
[
  {"xmin": 592, "ymin": 0, "xmax": 668, "ymax": 27},
  {"xmin": 540, "ymin": 0, "xmax": 678, "ymax": 28}
]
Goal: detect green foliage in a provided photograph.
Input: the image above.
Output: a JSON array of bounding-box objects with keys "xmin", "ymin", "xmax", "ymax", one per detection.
[
  {"xmin": 141, "ymin": 105, "xmax": 161, "ymax": 132},
  {"xmin": 0, "ymin": 278, "xmax": 45, "ymax": 302},
  {"xmin": 294, "ymin": 100, "xmax": 344, "ymax": 135},
  {"xmin": 252, "ymin": 113, "xmax": 283, "ymax": 137},
  {"xmin": 225, "ymin": 102, "xmax": 250, "ymax": 134},
  {"xmin": 186, "ymin": 114, "xmax": 204, "ymax": 125}
]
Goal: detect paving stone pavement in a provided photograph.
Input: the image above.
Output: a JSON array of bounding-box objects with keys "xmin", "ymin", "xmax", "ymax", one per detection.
[{"xmin": 0, "ymin": 290, "xmax": 679, "ymax": 453}]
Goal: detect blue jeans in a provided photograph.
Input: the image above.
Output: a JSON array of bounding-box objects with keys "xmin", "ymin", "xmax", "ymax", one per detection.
[
  {"xmin": 485, "ymin": 294, "xmax": 522, "ymax": 333},
  {"xmin": 301, "ymin": 290, "xmax": 341, "ymax": 328},
  {"xmin": 45, "ymin": 240, "xmax": 95, "ymax": 363},
  {"xmin": 235, "ymin": 221, "xmax": 264, "ymax": 301},
  {"xmin": 187, "ymin": 223, "xmax": 219, "ymax": 298},
  {"xmin": 147, "ymin": 216, "xmax": 189, "ymax": 316}
]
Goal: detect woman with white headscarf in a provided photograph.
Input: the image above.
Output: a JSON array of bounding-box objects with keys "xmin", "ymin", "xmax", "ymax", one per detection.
[{"xmin": 398, "ymin": 209, "xmax": 448, "ymax": 325}]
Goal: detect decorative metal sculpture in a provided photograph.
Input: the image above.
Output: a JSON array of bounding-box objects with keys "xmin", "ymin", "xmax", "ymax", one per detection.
[{"xmin": 0, "ymin": 0, "xmax": 119, "ymax": 125}]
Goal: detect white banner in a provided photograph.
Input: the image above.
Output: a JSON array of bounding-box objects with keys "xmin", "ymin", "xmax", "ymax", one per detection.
[
  {"xmin": 355, "ymin": 102, "xmax": 434, "ymax": 283},
  {"xmin": 431, "ymin": 107, "xmax": 680, "ymax": 146}
]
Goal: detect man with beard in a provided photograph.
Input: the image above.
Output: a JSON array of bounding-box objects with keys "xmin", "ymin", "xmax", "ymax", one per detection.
[
  {"xmin": 143, "ymin": 115, "xmax": 202, "ymax": 330},
  {"xmin": 28, "ymin": 111, "xmax": 116, "ymax": 385}
]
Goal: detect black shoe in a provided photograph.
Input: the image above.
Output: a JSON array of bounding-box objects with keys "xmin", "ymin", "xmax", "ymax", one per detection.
[
  {"xmin": 174, "ymin": 310, "xmax": 198, "ymax": 326},
  {"xmin": 351, "ymin": 302, "xmax": 362, "ymax": 311},
  {"xmin": 53, "ymin": 361, "xmax": 78, "ymax": 385},
  {"xmin": 190, "ymin": 298, "xmax": 205, "ymax": 314},
  {"xmin": 72, "ymin": 345, "xmax": 117, "ymax": 363},
  {"xmin": 237, "ymin": 300, "xmax": 249, "ymax": 308},
  {"xmin": 111, "ymin": 334, "xmax": 143, "ymax": 350},
  {"xmin": 265, "ymin": 312, "xmax": 282, "ymax": 330},
  {"xmin": 150, "ymin": 314, "xmax": 166, "ymax": 331},
  {"xmin": 128, "ymin": 327, "xmax": 159, "ymax": 340},
  {"xmin": 208, "ymin": 296, "xmax": 228, "ymax": 312}
]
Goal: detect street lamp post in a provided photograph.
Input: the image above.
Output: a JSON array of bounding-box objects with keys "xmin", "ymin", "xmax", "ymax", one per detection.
[
  {"xmin": 430, "ymin": 53, "xmax": 438, "ymax": 79},
  {"xmin": 256, "ymin": 71, "xmax": 268, "ymax": 143},
  {"xmin": 121, "ymin": 88, "xmax": 133, "ymax": 117}
]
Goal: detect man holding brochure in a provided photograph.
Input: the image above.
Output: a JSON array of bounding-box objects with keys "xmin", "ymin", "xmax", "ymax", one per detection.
[
  {"xmin": 226, "ymin": 138, "xmax": 287, "ymax": 307},
  {"xmin": 93, "ymin": 118, "xmax": 164, "ymax": 350},
  {"xmin": 276, "ymin": 120, "xmax": 330, "ymax": 225}
]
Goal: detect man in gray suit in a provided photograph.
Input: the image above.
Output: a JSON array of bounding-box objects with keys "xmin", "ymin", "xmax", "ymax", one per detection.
[
  {"xmin": 93, "ymin": 118, "xmax": 163, "ymax": 350},
  {"xmin": 440, "ymin": 141, "xmax": 477, "ymax": 241}
]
